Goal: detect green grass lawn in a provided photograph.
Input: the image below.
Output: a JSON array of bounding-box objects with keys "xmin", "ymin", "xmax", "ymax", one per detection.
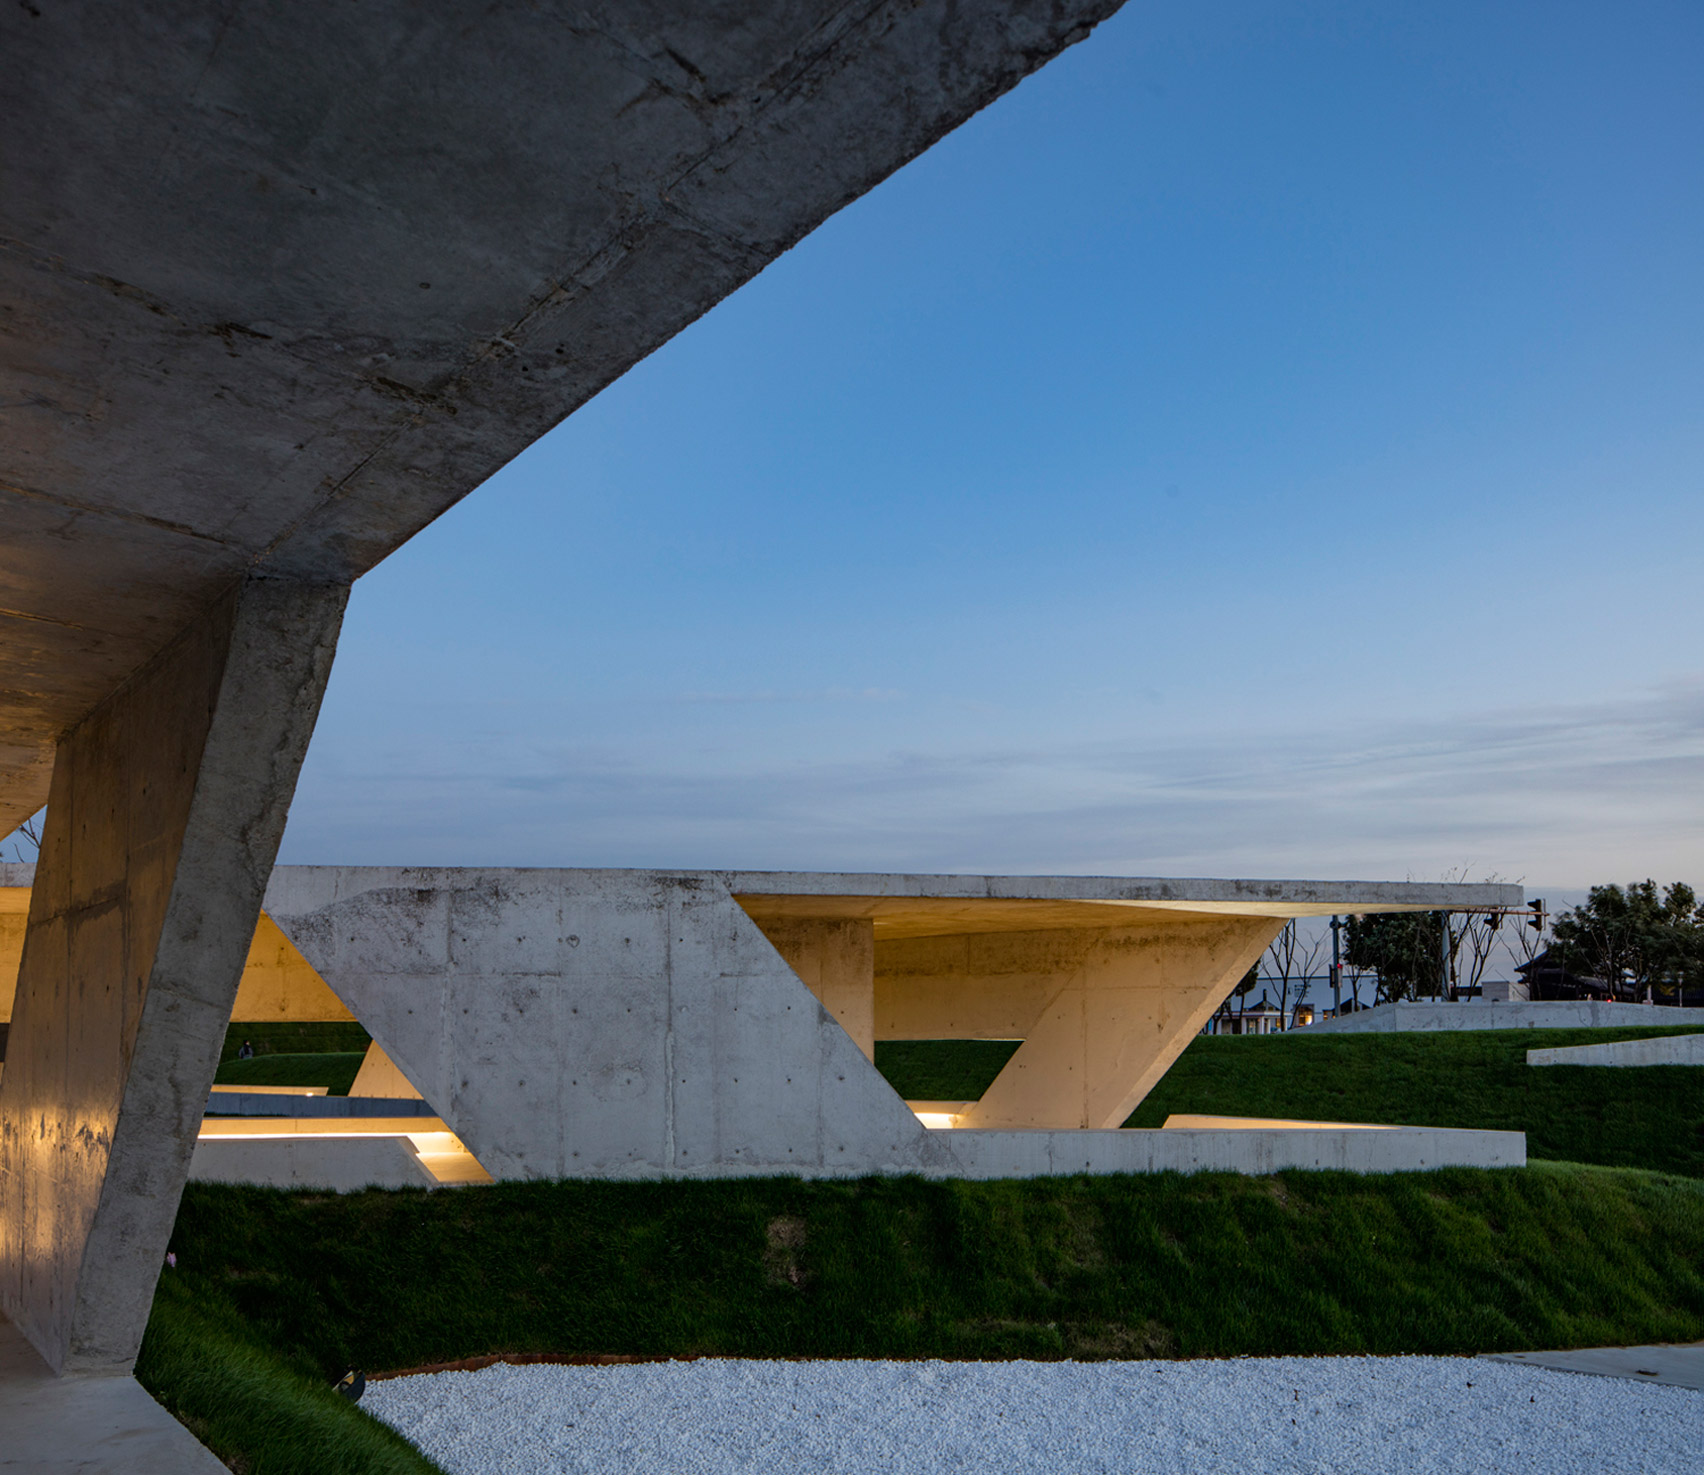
[
  {"xmin": 221, "ymin": 1021, "xmax": 371, "ymax": 1063},
  {"xmin": 213, "ymin": 1052, "xmax": 368, "ymax": 1097},
  {"xmin": 143, "ymin": 1164, "xmax": 1704, "ymax": 1474},
  {"xmin": 879, "ymin": 1026, "xmax": 1704, "ymax": 1178}
]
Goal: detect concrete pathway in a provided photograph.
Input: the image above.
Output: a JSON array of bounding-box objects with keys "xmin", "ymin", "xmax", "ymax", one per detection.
[
  {"xmin": 0, "ymin": 1314, "xmax": 225, "ymax": 1473},
  {"xmin": 1482, "ymin": 1342, "xmax": 1704, "ymax": 1390},
  {"xmin": 1526, "ymin": 1034, "xmax": 1704, "ymax": 1067}
]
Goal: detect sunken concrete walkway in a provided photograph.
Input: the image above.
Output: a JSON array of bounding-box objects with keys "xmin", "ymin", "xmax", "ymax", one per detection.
[
  {"xmin": 0, "ymin": 1312, "xmax": 223, "ymax": 1473},
  {"xmin": 1483, "ymin": 1342, "xmax": 1704, "ymax": 1391},
  {"xmin": 1527, "ymin": 1034, "xmax": 1704, "ymax": 1067}
]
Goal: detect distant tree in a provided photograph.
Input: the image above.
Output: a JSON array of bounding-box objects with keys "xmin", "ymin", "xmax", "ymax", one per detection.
[
  {"xmin": 1551, "ymin": 881, "xmax": 1703, "ymax": 1003},
  {"xmin": 1264, "ymin": 920, "xmax": 1324, "ymax": 1027},
  {"xmin": 1344, "ymin": 911, "xmax": 1446, "ymax": 1003},
  {"xmin": 1, "ymin": 812, "xmax": 41, "ymax": 865}
]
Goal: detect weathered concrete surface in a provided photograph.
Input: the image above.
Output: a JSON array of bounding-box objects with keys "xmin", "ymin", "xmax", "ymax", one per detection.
[
  {"xmin": 1300, "ymin": 1001, "xmax": 1704, "ymax": 1034},
  {"xmin": 1527, "ymin": 1033, "xmax": 1704, "ymax": 1067},
  {"xmin": 261, "ymin": 867, "xmax": 1517, "ymax": 1181},
  {"xmin": 0, "ymin": 880, "xmax": 24, "ymax": 1028},
  {"xmin": 265, "ymin": 867, "xmax": 957, "ymax": 1181},
  {"xmin": 350, "ymin": 1042, "xmax": 425, "ymax": 1099},
  {"xmin": 0, "ymin": 1310, "xmax": 225, "ymax": 1473},
  {"xmin": 763, "ymin": 917, "xmax": 877, "ymax": 1060},
  {"xmin": 938, "ymin": 1124, "xmax": 1526, "ymax": 1178},
  {"xmin": 0, "ymin": 578, "xmax": 344, "ymax": 1373},
  {"xmin": 3, "ymin": 876, "xmax": 352, "ymax": 1029},
  {"xmin": 0, "ymin": 0, "xmax": 1135, "ymax": 836},
  {"xmin": 230, "ymin": 914, "xmax": 355, "ymax": 1024},
  {"xmin": 1482, "ymin": 1342, "xmax": 1704, "ymax": 1391},
  {"xmin": 189, "ymin": 1135, "xmax": 436, "ymax": 1192}
]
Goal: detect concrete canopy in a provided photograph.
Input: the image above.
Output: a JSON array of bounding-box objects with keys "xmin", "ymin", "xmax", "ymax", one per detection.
[{"xmin": 0, "ymin": 0, "xmax": 1125, "ymax": 835}]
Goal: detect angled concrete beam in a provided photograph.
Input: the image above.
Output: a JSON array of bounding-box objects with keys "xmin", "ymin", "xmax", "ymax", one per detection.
[
  {"xmin": 953, "ymin": 916, "xmax": 1283, "ymax": 1130},
  {"xmin": 264, "ymin": 868, "xmax": 954, "ymax": 1181},
  {"xmin": 0, "ymin": 576, "xmax": 344, "ymax": 1373}
]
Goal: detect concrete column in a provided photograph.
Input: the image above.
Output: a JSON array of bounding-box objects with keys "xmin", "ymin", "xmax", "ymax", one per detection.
[
  {"xmin": 884, "ymin": 916, "xmax": 1283, "ymax": 1131},
  {"xmin": 0, "ymin": 576, "xmax": 345, "ymax": 1373},
  {"xmin": 759, "ymin": 917, "xmax": 876, "ymax": 1060}
]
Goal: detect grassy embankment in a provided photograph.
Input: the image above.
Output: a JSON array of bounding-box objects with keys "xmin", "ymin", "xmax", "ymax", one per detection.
[
  {"xmin": 213, "ymin": 1021, "xmax": 371, "ymax": 1098},
  {"xmin": 141, "ymin": 1163, "xmax": 1704, "ymax": 1474},
  {"xmin": 149, "ymin": 1022, "xmax": 1704, "ymax": 1470},
  {"xmin": 881, "ymin": 1025, "xmax": 1704, "ymax": 1179}
]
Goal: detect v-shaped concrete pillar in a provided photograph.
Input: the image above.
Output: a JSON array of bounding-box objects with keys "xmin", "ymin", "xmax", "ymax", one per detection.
[
  {"xmin": 0, "ymin": 577, "xmax": 344, "ymax": 1373},
  {"xmin": 880, "ymin": 915, "xmax": 1283, "ymax": 1130}
]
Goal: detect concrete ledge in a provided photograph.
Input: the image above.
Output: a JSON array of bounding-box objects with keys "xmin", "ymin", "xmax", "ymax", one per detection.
[
  {"xmin": 935, "ymin": 1124, "xmax": 1526, "ymax": 1178},
  {"xmin": 190, "ymin": 1135, "xmax": 437, "ymax": 1191},
  {"xmin": 204, "ymin": 1091, "xmax": 437, "ymax": 1118},
  {"xmin": 1528, "ymin": 1034, "xmax": 1704, "ymax": 1067},
  {"xmin": 1299, "ymin": 1002, "xmax": 1704, "ymax": 1034}
]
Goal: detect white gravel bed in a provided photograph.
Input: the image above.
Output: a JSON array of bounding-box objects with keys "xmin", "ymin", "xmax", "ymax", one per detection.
[{"xmin": 364, "ymin": 1354, "xmax": 1703, "ymax": 1474}]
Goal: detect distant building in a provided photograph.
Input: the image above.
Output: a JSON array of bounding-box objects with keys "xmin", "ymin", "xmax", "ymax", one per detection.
[
  {"xmin": 1207, "ymin": 994, "xmax": 1285, "ymax": 1036},
  {"xmin": 1515, "ymin": 948, "xmax": 1612, "ymax": 1002}
]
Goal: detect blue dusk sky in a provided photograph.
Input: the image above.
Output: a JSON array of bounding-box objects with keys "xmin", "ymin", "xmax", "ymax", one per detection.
[{"xmin": 229, "ymin": 3, "xmax": 1704, "ymax": 888}]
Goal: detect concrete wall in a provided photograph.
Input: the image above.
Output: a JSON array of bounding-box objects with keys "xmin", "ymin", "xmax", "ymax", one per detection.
[
  {"xmin": 1527, "ymin": 1034, "xmax": 1704, "ymax": 1067},
  {"xmin": 1300, "ymin": 1001, "xmax": 1704, "ymax": 1034},
  {"xmin": 3, "ymin": 885, "xmax": 350, "ymax": 1031},
  {"xmin": 0, "ymin": 578, "xmax": 344, "ymax": 1373},
  {"xmin": 762, "ymin": 917, "xmax": 876, "ymax": 1061},
  {"xmin": 0, "ymin": 888, "xmax": 24, "ymax": 1026},
  {"xmin": 947, "ymin": 1124, "xmax": 1527, "ymax": 1178},
  {"xmin": 230, "ymin": 915, "xmax": 354, "ymax": 1023},
  {"xmin": 260, "ymin": 867, "xmax": 1522, "ymax": 1184},
  {"xmin": 264, "ymin": 868, "xmax": 958, "ymax": 1182}
]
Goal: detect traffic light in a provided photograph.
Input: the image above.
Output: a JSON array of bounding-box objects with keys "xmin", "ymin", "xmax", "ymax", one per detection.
[{"xmin": 1529, "ymin": 899, "xmax": 1544, "ymax": 931}]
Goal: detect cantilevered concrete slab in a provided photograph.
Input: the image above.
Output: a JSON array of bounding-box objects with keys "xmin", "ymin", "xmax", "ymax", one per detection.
[
  {"xmin": 252, "ymin": 867, "xmax": 1519, "ymax": 1182},
  {"xmin": 0, "ymin": 0, "xmax": 1128, "ymax": 836}
]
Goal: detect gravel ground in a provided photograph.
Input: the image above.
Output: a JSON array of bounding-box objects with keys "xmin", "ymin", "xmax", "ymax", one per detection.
[{"xmin": 364, "ymin": 1355, "xmax": 1703, "ymax": 1474}]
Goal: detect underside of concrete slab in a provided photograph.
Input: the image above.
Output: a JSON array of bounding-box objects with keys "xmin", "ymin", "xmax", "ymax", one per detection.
[{"xmin": 0, "ymin": 0, "xmax": 1131, "ymax": 837}]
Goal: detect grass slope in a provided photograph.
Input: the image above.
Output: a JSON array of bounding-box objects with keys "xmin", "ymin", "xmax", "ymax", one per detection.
[
  {"xmin": 1124, "ymin": 1027, "xmax": 1704, "ymax": 1177},
  {"xmin": 143, "ymin": 1164, "xmax": 1704, "ymax": 1472},
  {"xmin": 880, "ymin": 1028, "xmax": 1704, "ymax": 1178},
  {"xmin": 214, "ymin": 1052, "xmax": 367, "ymax": 1097},
  {"xmin": 221, "ymin": 1021, "xmax": 371, "ymax": 1063}
]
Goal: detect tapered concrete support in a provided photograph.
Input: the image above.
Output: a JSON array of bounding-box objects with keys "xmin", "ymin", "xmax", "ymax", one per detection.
[
  {"xmin": 928, "ymin": 916, "xmax": 1284, "ymax": 1130},
  {"xmin": 759, "ymin": 917, "xmax": 877, "ymax": 1061},
  {"xmin": 0, "ymin": 577, "xmax": 345, "ymax": 1373}
]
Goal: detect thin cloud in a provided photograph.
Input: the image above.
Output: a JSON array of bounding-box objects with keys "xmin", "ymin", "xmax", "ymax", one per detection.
[{"xmin": 279, "ymin": 677, "xmax": 1704, "ymax": 888}]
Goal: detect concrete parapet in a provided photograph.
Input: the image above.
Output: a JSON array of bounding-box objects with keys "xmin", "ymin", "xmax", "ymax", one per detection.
[
  {"xmin": 1299, "ymin": 1001, "xmax": 1704, "ymax": 1034},
  {"xmin": 937, "ymin": 1123, "xmax": 1525, "ymax": 1178},
  {"xmin": 1527, "ymin": 1034, "xmax": 1704, "ymax": 1067}
]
